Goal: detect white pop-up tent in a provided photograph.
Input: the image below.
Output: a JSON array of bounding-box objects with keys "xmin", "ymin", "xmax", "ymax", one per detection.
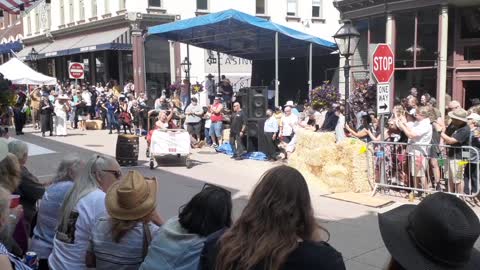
[{"xmin": 0, "ymin": 58, "xmax": 56, "ymax": 85}]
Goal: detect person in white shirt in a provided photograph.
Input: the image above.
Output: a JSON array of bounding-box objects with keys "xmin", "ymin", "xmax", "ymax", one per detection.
[
  {"xmin": 279, "ymin": 106, "xmax": 298, "ymax": 143},
  {"xmin": 263, "ymin": 109, "xmax": 279, "ymax": 160},
  {"xmin": 396, "ymin": 106, "xmax": 433, "ymax": 191},
  {"xmin": 96, "ymin": 83, "xmax": 105, "ymax": 95},
  {"xmin": 48, "ymin": 154, "xmax": 122, "ymax": 270},
  {"xmin": 81, "ymin": 89, "xmax": 92, "ymax": 121},
  {"xmin": 335, "ymin": 106, "xmax": 346, "ymax": 142}
]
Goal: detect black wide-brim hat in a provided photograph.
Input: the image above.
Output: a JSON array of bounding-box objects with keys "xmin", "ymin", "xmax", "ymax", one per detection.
[{"xmin": 379, "ymin": 193, "xmax": 480, "ymax": 270}]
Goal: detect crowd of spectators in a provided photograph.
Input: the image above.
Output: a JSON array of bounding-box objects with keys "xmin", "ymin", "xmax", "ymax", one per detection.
[{"xmin": 0, "ymin": 137, "xmax": 479, "ymax": 269}]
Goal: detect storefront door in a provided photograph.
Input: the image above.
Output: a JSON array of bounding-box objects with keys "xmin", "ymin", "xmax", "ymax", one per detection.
[{"xmin": 463, "ymin": 80, "xmax": 480, "ymax": 109}]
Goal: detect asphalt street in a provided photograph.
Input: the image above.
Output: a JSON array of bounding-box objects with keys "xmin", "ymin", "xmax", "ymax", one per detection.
[{"xmin": 11, "ymin": 127, "xmax": 480, "ymax": 270}]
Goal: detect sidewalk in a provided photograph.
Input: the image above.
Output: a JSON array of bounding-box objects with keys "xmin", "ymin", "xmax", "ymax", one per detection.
[{"xmin": 16, "ymin": 127, "xmax": 480, "ymax": 269}]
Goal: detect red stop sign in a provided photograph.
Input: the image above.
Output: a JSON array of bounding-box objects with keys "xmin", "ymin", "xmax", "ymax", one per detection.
[
  {"xmin": 372, "ymin": 44, "xmax": 395, "ymax": 84},
  {"xmin": 69, "ymin": 62, "xmax": 84, "ymax": 79}
]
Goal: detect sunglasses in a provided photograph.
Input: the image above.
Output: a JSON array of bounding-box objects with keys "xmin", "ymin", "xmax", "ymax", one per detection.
[{"xmin": 102, "ymin": 170, "xmax": 122, "ymax": 179}]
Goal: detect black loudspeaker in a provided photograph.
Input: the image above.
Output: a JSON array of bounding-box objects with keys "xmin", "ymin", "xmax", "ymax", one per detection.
[
  {"xmin": 246, "ymin": 118, "xmax": 268, "ymax": 153},
  {"xmin": 238, "ymin": 87, "xmax": 268, "ymax": 119},
  {"xmin": 248, "ymin": 87, "xmax": 268, "ymax": 119}
]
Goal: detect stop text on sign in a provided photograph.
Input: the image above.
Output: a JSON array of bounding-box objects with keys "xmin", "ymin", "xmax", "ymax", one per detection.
[
  {"xmin": 373, "ymin": 56, "xmax": 394, "ymax": 72},
  {"xmin": 371, "ymin": 44, "xmax": 395, "ymax": 84}
]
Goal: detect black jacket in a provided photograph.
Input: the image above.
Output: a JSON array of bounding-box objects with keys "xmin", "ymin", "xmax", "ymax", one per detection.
[{"xmin": 16, "ymin": 166, "xmax": 45, "ymax": 227}]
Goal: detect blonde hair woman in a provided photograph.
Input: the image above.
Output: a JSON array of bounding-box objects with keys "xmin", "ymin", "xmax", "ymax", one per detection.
[{"xmin": 48, "ymin": 154, "xmax": 122, "ymax": 270}]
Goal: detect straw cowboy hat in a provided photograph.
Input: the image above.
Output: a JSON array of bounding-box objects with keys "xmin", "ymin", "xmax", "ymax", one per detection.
[
  {"xmin": 106, "ymin": 171, "xmax": 157, "ymax": 221},
  {"xmin": 379, "ymin": 192, "xmax": 480, "ymax": 270},
  {"xmin": 284, "ymin": 100, "xmax": 295, "ymax": 107},
  {"xmin": 448, "ymin": 108, "xmax": 468, "ymax": 123}
]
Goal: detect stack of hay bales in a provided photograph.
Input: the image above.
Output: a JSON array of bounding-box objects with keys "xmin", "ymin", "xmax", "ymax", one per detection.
[{"xmin": 289, "ymin": 128, "xmax": 372, "ymax": 193}]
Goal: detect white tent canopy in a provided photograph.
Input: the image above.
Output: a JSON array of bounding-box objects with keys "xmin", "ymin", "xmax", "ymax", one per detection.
[{"xmin": 0, "ymin": 58, "xmax": 56, "ymax": 85}]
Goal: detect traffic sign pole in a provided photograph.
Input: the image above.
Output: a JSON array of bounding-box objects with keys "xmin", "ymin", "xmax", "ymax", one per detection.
[{"xmin": 370, "ymin": 44, "xmax": 395, "ymax": 188}]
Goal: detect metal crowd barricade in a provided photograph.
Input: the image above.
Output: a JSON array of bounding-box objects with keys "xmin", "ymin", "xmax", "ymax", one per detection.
[{"xmin": 367, "ymin": 141, "xmax": 480, "ymax": 198}]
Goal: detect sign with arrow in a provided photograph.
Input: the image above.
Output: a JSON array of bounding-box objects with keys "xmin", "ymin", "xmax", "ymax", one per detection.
[{"xmin": 377, "ymin": 83, "xmax": 390, "ymax": 114}]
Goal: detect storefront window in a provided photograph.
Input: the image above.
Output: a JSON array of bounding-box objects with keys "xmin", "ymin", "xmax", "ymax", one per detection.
[
  {"xmin": 394, "ymin": 69, "xmax": 437, "ymax": 99},
  {"xmin": 95, "ymin": 52, "xmax": 105, "ymax": 83},
  {"xmin": 464, "ymin": 45, "xmax": 480, "ymax": 61},
  {"xmin": 416, "ymin": 9, "xmax": 438, "ymax": 67},
  {"xmin": 47, "ymin": 59, "xmax": 55, "ymax": 77},
  {"xmin": 82, "ymin": 56, "xmax": 90, "ymax": 83},
  {"xmin": 145, "ymin": 35, "xmax": 171, "ymax": 101},
  {"xmin": 123, "ymin": 52, "xmax": 133, "ymax": 82},
  {"xmin": 369, "ymin": 16, "xmax": 385, "ymax": 44},
  {"xmin": 461, "ymin": 8, "xmax": 480, "ymax": 39},
  {"xmin": 395, "ymin": 12, "xmax": 415, "ymax": 68}
]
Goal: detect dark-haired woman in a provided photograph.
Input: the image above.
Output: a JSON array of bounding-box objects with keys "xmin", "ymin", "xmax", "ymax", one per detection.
[
  {"xmin": 40, "ymin": 96, "xmax": 54, "ymax": 137},
  {"xmin": 140, "ymin": 185, "xmax": 232, "ymax": 270},
  {"xmin": 200, "ymin": 165, "xmax": 346, "ymax": 270},
  {"xmin": 345, "ymin": 114, "xmax": 375, "ymax": 142}
]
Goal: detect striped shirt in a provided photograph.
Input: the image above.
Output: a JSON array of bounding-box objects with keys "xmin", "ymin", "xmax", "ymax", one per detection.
[
  {"xmin": 0, "ymin": 243, "xmax": 32, "ymax": 270},
  {"xmin": 88, "ymin": 217, "xmax": 160, "ymax": 270}
]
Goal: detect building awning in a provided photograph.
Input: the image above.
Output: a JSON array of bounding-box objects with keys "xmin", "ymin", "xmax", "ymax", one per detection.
[
  {"xmin": 68, "ymin": 27, "xmax": 132, "ymax": 54},
  {"xmin": 0, "ymin": 41, "xmax": 23, "ymax": 54},
  {"xmin": 17, "ymin": 27, "xmax": 132, "ymax": 60},
  {"xmin": 40, "ymin": 36, "xmax": 85, "ymax": 58},
  {"xmin": 16, "ymin": 42, "xmax": 51, "ymax": 60}
]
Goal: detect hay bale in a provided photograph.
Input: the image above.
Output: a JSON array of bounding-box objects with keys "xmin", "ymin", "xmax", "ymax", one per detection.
[
  {"xmin": 288, "ymin": 153, "xmax": 329, "ymax": 191},
  {"xmin": 290, "ymin": 129, "xmax": 372, "ymax": 194},
  {"xmin": 305, "ymin": 147, "xmax": 336, "ymax": 167},
  {"xmin": 296, "ymin": 129, "xmax": 335, "ymax": 150},
  {"xmin": 336, "ymin": 138, "xmax": 372, "ymax": 193},
  {"xmin": 320, "ymin": 164, "xmax": 352, "ymax": 193}
]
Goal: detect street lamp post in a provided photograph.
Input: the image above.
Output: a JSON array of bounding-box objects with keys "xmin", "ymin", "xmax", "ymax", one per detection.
[
  {"xmin": 333, "ymin": 21, "xmax": 360, "ymax": 120},
  {"xmin": 29, "ymin": 48, "xmax": 39, "ymax": 70},
  {"xmin": 180, "ymin": 56, "xmax": 191, "ymax": 103}
]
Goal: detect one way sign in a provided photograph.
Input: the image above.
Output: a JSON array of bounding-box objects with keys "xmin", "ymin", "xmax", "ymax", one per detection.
[{"xmin": 377, "ymin": 83, "xmax": 390, "ymax": 114}]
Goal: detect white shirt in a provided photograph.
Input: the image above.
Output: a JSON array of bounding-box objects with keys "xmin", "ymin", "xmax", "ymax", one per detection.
[
  {"xmin": 335, "ymin": 114, "xmax": 346, "ymax": 142},
  {"xmin": 281, "ymin": 114, "xmax": 298, "ymax": 136},
  {"xmin": 407, "ymin": 118, "xmax": 432, "ymax": 156},
  {"xmin": 82, "ymin": 91, "xmax": 92, "ymax": 106},
  {"xmin": 48, "ymin": 189, "xmax": 107, "ymax": 270},
  {"xmin": 264, "ymin": 116, "xmax": 279, "ymax": 133}
]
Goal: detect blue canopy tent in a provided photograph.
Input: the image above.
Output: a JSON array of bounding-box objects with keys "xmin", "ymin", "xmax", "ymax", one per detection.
[{"xmin": 148, "ymin": 9, "xmax": 337, "ymax": 106}]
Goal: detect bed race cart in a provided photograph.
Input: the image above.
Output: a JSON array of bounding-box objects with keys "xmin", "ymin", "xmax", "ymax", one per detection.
[
  {"xmin": 148, "ymin": 129, "xmax": 192, "ymax": 169},
  {"xmin": 146, "ymin": 111, "xmax": 192, "ymax": 169}
]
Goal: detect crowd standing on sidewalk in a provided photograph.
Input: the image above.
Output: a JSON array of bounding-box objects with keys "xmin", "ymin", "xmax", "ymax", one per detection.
[{"xmin": 0, "ymin": 138, "xmax": 479, "ymax": 269}]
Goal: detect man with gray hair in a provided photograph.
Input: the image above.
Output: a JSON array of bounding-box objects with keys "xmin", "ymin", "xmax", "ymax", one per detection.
[{"xmin": 7, "ymin": 140, "xmax": 45, "ymax": 234}]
